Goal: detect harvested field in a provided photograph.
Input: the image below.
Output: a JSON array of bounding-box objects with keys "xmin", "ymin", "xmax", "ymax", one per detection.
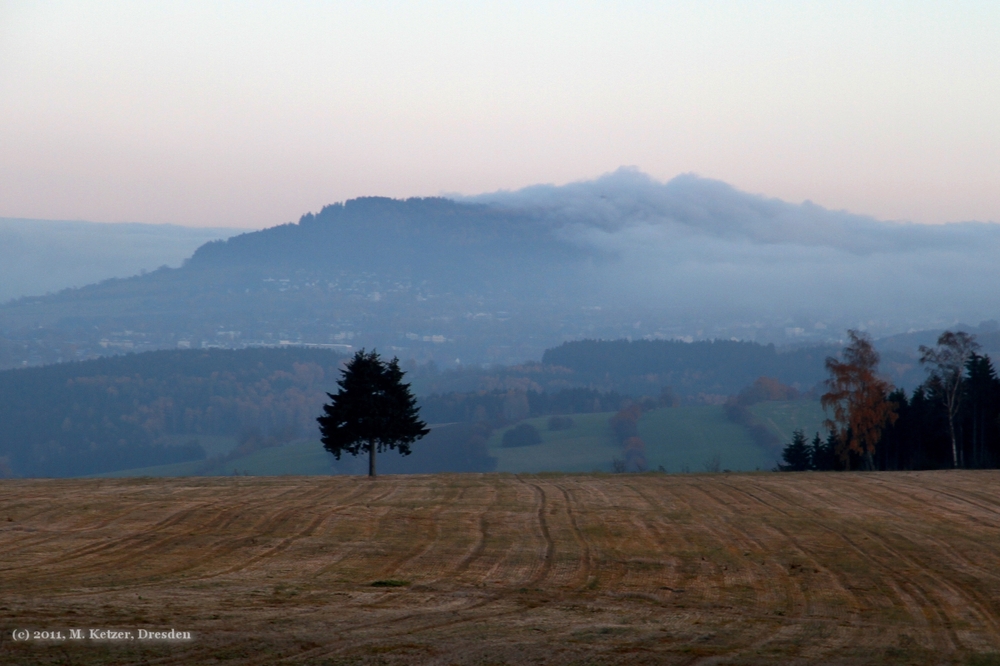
[{"xmin": 2, "ymin": 471, "xmax": 1000, "ymax": 665}]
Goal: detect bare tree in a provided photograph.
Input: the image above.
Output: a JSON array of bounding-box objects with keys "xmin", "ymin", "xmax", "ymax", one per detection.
[
  {"xmin": 821, "ymin": 330, "xmax": 898, "ymax": 470},
  {"xmin": 919, "ymin": 331, "xmax": 980, "ymax": 468}
]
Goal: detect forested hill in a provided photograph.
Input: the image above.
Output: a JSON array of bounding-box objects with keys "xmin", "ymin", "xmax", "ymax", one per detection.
[
  {"xmin": 0, "ymin": 196, "xmax": 605, "ymax": 368},
  {"xmin": 0, "ymin": 339, "xmax": 837, "ymax": 477},
  {"xmin": 0, "ymin": 348, "xmax": 346, "ymax": 478},
  {"xmin": 6, "ymin": 176, "xmax": 1000, "ymax": 371},
  {"xmin": 186, "ymin": 196, "xmax": 588, "ymax": 286},
  {"xmin": 541, "ymin": 339, "xmax": 836, "ymax": 396}
]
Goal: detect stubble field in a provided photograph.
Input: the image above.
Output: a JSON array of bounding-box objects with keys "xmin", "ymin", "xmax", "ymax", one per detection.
[{"xmin": 2, "ymin": 471, "xmax": 1000, "ymax": 665}]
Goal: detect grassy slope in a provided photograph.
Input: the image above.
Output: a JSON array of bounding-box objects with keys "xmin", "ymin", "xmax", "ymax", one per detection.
[
  {"xmin": 749, "ymin": 398, "xmax": 828, "ymax": 442},
  {"xmin": 487, "ymin": 412, "xmax": 620, "ymax": 473},
  {"xmin": 96, "ymin": 458, "xmax": 208, "ymax": 478},
  {"xmin": 212, "ymin": 441, "xmax": 336, "ymax": 476},
  {"xmin": 488, "ymin": 401, "xmax": 824, "ymax": 474},
  {"xmin": 487, "ymin": 405, "xmax": 789, "ymax": 474},
  {"xmin": 98, "ymin": 400, "xmax": 826, "ymax": 477},
  {"xmin": 638, "ymin": 405, "xmax": 779, "ymax": 472}
]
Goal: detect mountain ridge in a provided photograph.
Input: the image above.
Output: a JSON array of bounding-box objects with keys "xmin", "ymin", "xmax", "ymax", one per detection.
[{"xmin": 2, "ymin": 170, "xmax": 1000, "ymax": 369}]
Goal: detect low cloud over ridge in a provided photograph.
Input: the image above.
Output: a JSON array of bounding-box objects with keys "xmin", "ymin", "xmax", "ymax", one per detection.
[
  {"xmin": 465, "ymin": 167, "xmax": 997, "ymax": 254},
  {"xmin": 461, "ymin": 169, "xmax": 1000, "ymax": 334}
]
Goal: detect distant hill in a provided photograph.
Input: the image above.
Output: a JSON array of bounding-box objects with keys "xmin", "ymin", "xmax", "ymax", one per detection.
[
  {"xmin": 187, "ymin": 196, "xmax": 587, "ymax": 287},
  {"xmin": 0, "ymin": 197, "xmax": 599, "ymax": 369},
  {"xmin": 0, "ymin": 217, "xmax": 243, "ymax": 303},
  {"xmin": 0, "ymin": 347, "xmax": 346, "ymax": 477},
  {"xmin": 4, "ymin": 170, "xmax": 1000, "ymax": 370}
]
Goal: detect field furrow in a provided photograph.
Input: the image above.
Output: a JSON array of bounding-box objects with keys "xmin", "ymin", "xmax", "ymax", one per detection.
[{"xmin": 2, "ymin": 472, "xmax": 1000, "ymax": 665}]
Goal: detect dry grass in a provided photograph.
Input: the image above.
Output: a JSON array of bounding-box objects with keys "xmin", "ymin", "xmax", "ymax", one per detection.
[{"xmin": 2, "ymin": 471, "xmax": 1000, "ymax": 664}]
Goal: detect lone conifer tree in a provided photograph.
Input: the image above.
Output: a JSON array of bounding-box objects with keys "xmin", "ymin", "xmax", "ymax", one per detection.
[{"xmin": 317, "ymin": 350, "xmax": 428, "ymax": 478}]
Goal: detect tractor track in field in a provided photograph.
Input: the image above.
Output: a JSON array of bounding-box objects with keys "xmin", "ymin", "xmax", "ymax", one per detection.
[
  {"xmin": 734, "ymin": 479, "xmax": 970, "ymax": 652},
  {"xmin": 452, "ymin": 513, "xmax": 489, "ymax": 576},
  {"xmin": 444, "ymin": 483, "xmax": 501, "ymax": 586},
  {"xmin": 672, "ymin": 480, "xmax": 825, "ymax": 657},
  {"xmin": 282, "ymin": 479, "xmax": 577, "ymax": 666},
  {"xmin": 831, "ymin": 478, "xmax": 1000, "ymax": 622},
  {"xmin": 4, "ymin": 472, "xmax": 1000, "ymax": 665},
  {"xmin": 373, "ymin": 485, "xmax": 469, "ymax": 582},
  {"xmin": 516, "ymin": 476, "xmax": 556, "ymax": 587},
  {"xmin": 163, "ymin": 482, "xmax": 399, "ymax": 582},
  {"xmin": 891, "ymin": 475, "xmax": 1000, "ymax": 528},
  {"xmin": 686, "ymin": 480, "xmax": 910, "ymax": 664},
  {"xmin": 0, "ymin": 482, "xmax": 389, "ymax": 594},
  {"xmin": 0, "ymin": 478, "xmax": 345, "ymax": 576},
  {"xmin": 0, "ymin": 501, "xmax": 224, "ymax": 574},
  {"xmin": 557, "ymin": 483, "xmax": 595, "ymax": 590},
  {"xmin": 711, "ymin": 480, "xmax": 868, "ymax": 608}
]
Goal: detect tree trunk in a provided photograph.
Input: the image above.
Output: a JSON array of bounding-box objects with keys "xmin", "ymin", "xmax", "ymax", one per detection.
[
  {"xmin": 369, "ymin": 439, "xmax": 376, "ymax": 478},
  {"xmin": 972, "ymin": 406, "xmax": 978, "ymax": 468},
  {"xmin": 949, "ymin": 419, "xmax": 958, "ymax": 469},
  {"xmin": 947, "ymin": 375, "xmax": 963, "ymax": 468}
]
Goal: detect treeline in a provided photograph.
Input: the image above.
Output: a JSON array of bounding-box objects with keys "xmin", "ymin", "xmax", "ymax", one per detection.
[
  {"xmin": 418, "ymin": 387, "xmax": 630, "ymax": 425},
  {"xmin": 781, "ymin": 332, "xmax": 1000, "ymax": 471},
  {"xmin": 541, "ymin": 338, "xmax": 834, "ymax": 397},
  {"xmin": 0, "ymin": 346, "xmax": 637, "ymax": 478},
  {"xmin": 188, "ymin": 196, "xmax": 580, "ymax": 287},
  {"xmin": 0, "ymin": 348, "xmax": 346, "ymax": 477}
]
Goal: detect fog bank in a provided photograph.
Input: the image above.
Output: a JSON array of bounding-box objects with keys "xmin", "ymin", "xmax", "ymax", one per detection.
[
  {"xmin": 0, "ymin": 219, "xmax": 245, "ymax": 303},
  {"xmin": 464, "ymin": 169, "xmax": 1000, "ymax": 337}
]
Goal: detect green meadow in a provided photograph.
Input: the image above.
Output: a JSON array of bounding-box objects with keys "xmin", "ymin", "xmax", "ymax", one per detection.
[
  {"xmin": 637, "ymin": 405, "xmax": 776, "ymax": 472},
  {"xmin": 97, "ymin": 400, "xmax": 827, "ymax": 477},
  {"xmin": 487, "ymin": 412, "xmax": 621, "ymax": 473},
  {"xmin": 487, "ymin": 400, "xmax": 826, "ymax": 474},
  {"xmin": 750, "ymin": 399, "xmax": 828, "ymax": 442}
]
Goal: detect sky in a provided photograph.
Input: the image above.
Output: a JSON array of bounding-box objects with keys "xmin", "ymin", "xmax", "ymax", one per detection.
[{"xmin": 1, "ymin": 1, "xmax": 998, "ymax": 229}]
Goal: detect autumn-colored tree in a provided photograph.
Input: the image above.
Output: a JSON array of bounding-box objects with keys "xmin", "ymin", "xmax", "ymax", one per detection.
[
  {"xmin": 919, "ymin": 331, "xmax": 979, "ymax": 468},
  {"xmin": 622, "ymin": 436, "xmax": 648, "ymax": 472},
  {"xmin": 609, "ymin": 403, "xmax": 643, "ymax": 443},
  {"xmin": 821, "ymin": 330, "xmax": 898, "ymax": 471},
  {"xmin": 734, "ymin": 377, "xmax": 799, "ymax": 406}
]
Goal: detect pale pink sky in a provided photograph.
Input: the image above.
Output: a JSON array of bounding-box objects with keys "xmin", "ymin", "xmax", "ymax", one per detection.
[{"xmin": 1, "ymin": 1, "xmax": 998, "ymax": 228}]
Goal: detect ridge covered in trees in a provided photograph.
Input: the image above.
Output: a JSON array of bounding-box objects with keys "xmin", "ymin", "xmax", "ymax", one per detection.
[
  {"xmin": 0, "ymin": 196, "xmax": 607, "ymax": 369},
  {"xmin": 0, "ymin": 348, "xmax": 347, "ymax": 477},
  {"xmin": 541, "ymin": 338, "xmax": 835, "ymax": 396},
  {"xmin": 188, "ymin": 197, "xmax": 584, "ymax": 282}
]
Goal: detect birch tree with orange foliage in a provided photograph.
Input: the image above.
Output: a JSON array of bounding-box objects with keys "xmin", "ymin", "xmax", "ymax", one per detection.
[{"xmin": 821, "ymin": 330, "xmax": 898, "ymax": 471}]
